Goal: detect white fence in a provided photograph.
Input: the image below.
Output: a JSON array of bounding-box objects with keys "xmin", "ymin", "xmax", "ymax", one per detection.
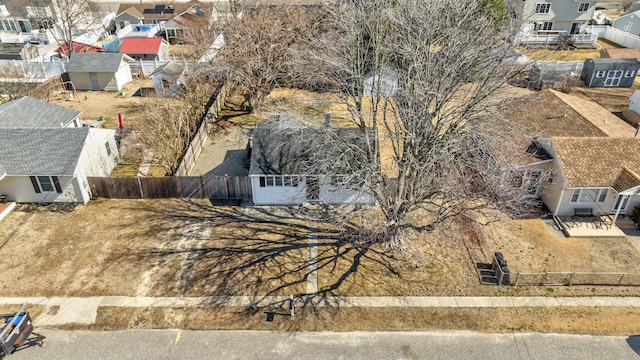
[
  {"xmin": 587, "ymin": 25, "xmax": 640, "ymax": 49},
  {"xmin": 0, "ymin": 59, "xmax": 66, "ymax": 81},
  {"xmin": 516, "ymin": 32, "xmax": 598, "ymax": 46},
  {"xmin": 117, "ymin": 23, "xmax": 162, "ymax": 39}
]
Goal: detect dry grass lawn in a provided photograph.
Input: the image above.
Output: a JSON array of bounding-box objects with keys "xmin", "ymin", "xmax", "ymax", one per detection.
[
  {"xmin": 64, "ymin": 306, "xmax": 640, "ymax": 335},
  {"xmin": 518, "ymin": 39, "xmax": 622, "ymax": 62},
  {"xmin": 487, "ymin": 216, "xmax": 640, "ymax": 274},
  {"xmin": 567, "ymin": 78, "xmax": 640, "ymax": 113}
]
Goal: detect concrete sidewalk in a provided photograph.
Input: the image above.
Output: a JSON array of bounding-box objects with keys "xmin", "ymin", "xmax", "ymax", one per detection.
[{"xmin": 1, "ymin": 295, "xmax": 640, "ymax": 327}]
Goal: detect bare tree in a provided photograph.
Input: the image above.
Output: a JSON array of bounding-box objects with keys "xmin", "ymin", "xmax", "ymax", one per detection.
[
  {"xmin": 138, "ymin": 69, "xmax": 225, "ymax": 174},
  {"xmin": 218, "ymin": 4, "xmax": 321, "ymax": 113},
  {"xmin": 309, "ymin": 0, "xmax": 531, "ymax": 246}
]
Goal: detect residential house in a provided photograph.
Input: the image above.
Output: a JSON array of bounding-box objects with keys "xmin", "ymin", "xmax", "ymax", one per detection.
[
  {"xmin": 249, "ymin": 113, "xmax": 375, "ymax": 205},
  {"xmin": 114, "ymin": 1, "xmax": 207, "ymax": 33},
  {"xmin": 160, "ymin": 4, "xmax": 207, "ymax": 42},
  {"xmin": 513, "ymin": 0, "xmax": 597, "ymax": 46},
  {"xmin": 0, "ymin": 96, "xmax": 81, "ymax": 128},
  {"xmin": 119, "ymin": 37, "xmax": 169, "ymax": 61},
  {"xmin": 0, "ymin": 127, "xmax": 119, "ymax": 204},
  {"xmin": 65, "ymin": 53, "xmax": 133, "ymax": 91},
  {"xmin": 613, "ymin": 9, "xmax": 640, "ymax": 36},
  {"xmin": 581, "ymin": 58, "xmax": 640, "ymax": 87},
  {"xmin": 501, "ymin": 89, "xmax": 640, "ymax": 219},
  {"xmin": 0, "ymin": 42, "xmax": 38, "ymax": 60},
  {"xmin": 0, "ymin": 0, "xmax": 54, "ymax": 33}
]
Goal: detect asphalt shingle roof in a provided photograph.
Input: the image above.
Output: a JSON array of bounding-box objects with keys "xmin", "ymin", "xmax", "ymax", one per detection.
[
  {"xmin": 120, "ymin": 37, "xmax": 163, "ymax": 54},
  {"xmin": 0, "ymin": 96, "xmax": 80, "ymax": 128},
  {"xmin": 65, "ymin": 53, "xmax": 126, "ymax": 72},
  {"xmin": 552, "ymin": 137, "xmax": 640, "ymax": 189},
  {"xmin": 0, "ymin": 128, "xmax": 89, "ymax": 175}
]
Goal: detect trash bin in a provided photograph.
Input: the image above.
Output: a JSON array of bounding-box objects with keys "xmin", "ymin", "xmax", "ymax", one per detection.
[{"xmin": 501, "ymin": 266, "xmax": 511, "ymax": 285}]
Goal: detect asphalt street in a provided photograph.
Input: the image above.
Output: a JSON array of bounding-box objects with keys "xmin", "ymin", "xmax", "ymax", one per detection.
[{"xmin": 6, "ymin": 330, "xmax": 640, "ymax": 360}]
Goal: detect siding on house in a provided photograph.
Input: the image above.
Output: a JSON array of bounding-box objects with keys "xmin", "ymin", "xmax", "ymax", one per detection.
[{"xmin": 522, "ymin": 0, "xmax": 595, "ymax": 33}]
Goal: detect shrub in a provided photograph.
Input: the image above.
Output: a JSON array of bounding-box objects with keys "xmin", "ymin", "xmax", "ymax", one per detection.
[{"xmin": 630, "ymin": 205, "xmax": 640, "ymax": 226}]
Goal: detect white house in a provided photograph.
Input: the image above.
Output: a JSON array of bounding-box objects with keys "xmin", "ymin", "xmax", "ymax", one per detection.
[
  {"xmin": 0, "ymin": 127, "xmax": 119, "ymax": 204},
  {"xmin": 0, "ymin": 96, "xmax": 81, "ymax": 128},
  {"xmin": 249, "ymin": 114, "xmax": 375, "ymax": 205},
  {"xmin": 65, "ymin": 53, "xmax": 133, "ymax": 91},
  {"xmin": 513, "ymin": 0, "xmax": 597, "ymax": 46}
]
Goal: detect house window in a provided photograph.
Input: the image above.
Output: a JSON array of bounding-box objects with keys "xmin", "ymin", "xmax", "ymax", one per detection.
[
  {"xmin": 151, "ymin": 19, "xmax": 158, "ymax": 25},
  {"xmin": 258, "ymin": 176, "xmax": 298, "ymax": 187},
  {"xmin": 578, "ymin": 3, "xmax": 589, "ymax": 12},
  {"xmin": 537, "ymin": 22, "xmax": 553, "ymax": 31},
  {"xmin": 595, "ymin": 70, "xmax": 606, "ymax": 77},
  {"xmin": 30, "ymin": 175, "xmax": 62, "ymax": 193},
  {"xmin": 167, "ymin": 29, "xmax": 177, "ymax": 37},
  {"xmin": 570, "ymin": 188, "xmax": 608, "ymax": 203},
  {"xmin": 625, "ymin": 22, "xmax": 633, "ymax": 32},
  {"xmin": 2, "ymin": 19, "xmax": 16, "ymax": 31},
  {"xmin": 547, "ymin": 171, "xmax": 554, "ymax": 184},
  {"xmin": 535, "ymin": 3, "xmax": 551, "ymax": 14},
  {"xmin": 523, "ymin": 170, "xmax": 542, "ymax": 196},
  {"xmin": 105, "ymin": 142, "xmax": 111, "ymax": 156},
  {"xmin": 625, "ymin": 70, "xmax": 636, "ymax": 77}
]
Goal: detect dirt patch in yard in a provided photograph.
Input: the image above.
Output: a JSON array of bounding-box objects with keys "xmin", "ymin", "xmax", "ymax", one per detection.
[{"xmin": 60, "ymin": 306, "xmax": 640, "ymax": 335}]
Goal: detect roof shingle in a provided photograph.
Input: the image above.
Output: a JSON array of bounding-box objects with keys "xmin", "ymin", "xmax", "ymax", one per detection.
[
  {"xmin": 0, "ymin": 97, "xmax": 80, "ymax": 128},
  {"xmin": 65, "ymin": 53, "xmax": 127, "ymax": 72}
]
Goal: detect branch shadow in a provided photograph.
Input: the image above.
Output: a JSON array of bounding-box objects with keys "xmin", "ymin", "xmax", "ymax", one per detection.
[{"xmin": 113, "ymin": 199, "xmax": 403, "ymax": 322}]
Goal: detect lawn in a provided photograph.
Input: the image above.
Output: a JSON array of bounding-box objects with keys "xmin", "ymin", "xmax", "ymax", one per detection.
[{"xmin": 518, "ymin": 38, "xmax": 622, "ymax": 62}]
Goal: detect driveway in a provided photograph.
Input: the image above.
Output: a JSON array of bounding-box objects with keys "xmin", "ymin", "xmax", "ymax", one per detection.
[{"xmin": 191, "ymin": 122, "xmax": 250, "ymax": 176}]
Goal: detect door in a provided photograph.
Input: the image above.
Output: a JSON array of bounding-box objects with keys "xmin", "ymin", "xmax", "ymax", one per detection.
[
  {"xmin": 306, "ymin": 176, "xmax": 319, "ymax": 201},
  {"xmin": 611, "ymin": 194, "xmax": 630, "ymax": 214},
  {"xmin": 604, "ymin": 70, "xmax": 623, "ymax": 87},
  {"xmin": 570, "ymin": 22, "xmax": 580, "ymax": 35},
  {"xmin": 89, "ymin": 72, "xmax": 100, "ymax": 90},
  {"xmin": 17, "ymin": 19, "xmax": 30, "ymax": 32}
]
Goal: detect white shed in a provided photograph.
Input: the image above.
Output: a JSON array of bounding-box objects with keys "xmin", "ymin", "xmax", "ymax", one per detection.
[{"xmin": 65, "ymin": 53, "xmax": 133, "ymax": 91}]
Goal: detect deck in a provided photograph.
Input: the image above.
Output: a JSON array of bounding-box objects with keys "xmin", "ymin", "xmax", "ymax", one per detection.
[
  {"xmin": 0, "ymin": 202, "xmax": 15, "ymax": 221},
  {"xmin": 556, "ymin": 214, "xmax": 634, "ymax": 237}
]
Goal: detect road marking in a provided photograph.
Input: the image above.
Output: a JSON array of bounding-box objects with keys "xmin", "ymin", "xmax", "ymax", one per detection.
[{"xmin": 175, "ymin": 330, "xmax": 182, "ymax": 345}]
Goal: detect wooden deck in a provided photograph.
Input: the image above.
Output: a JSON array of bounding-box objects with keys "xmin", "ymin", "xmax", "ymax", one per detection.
[{"xmin": 0, "ymin": 202, "xmax": 15, "ymax": 221}]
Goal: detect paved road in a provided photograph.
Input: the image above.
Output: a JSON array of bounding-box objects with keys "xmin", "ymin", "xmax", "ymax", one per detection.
[{"xmin": 8, "ymin": 330, "xmax": 640, "ymax": 360}]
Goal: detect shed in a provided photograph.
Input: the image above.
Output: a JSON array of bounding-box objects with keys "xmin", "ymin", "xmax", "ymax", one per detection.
[
  {"xmin": 119, "ymin": 37, "xmax": 169, "ymax": 61},
  {"xmin": 150, "ymin": 61, "xmax": 185, "ymax": 97},
  {"xmin": 580, "ymin": 58, "xmax": 640, "ymax": 87},
  {"xmin": 65, "ymin": 53, "xmax": 133, "ymax": 91}
]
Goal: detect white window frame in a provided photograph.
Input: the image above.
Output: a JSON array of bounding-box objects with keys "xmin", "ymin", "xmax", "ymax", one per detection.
[
  {"xmin": 625, "ymin": 22, "xmax": 633, "ymax": 32},
  {"xmin": 541, "ymin": 22, "xmax": 553, "ymax": 31},
  {"xmin": 595, "ymin": 70, "xmax": 605, "ymax": 78},
  {"xmin": 259, "ymin": 175, "xmax": 299, "ymax": 188},
  {"xmin": 569, "ymin": 188, "xmax": 608, "ymax": 203},
  {"xmin": 35, "ymin": 176, "xmax": 56, "ymax": 193},
  {"xmin": 2, "ymin": 19, "xmax": 16, "ymax": 31},
  {"xmin": 523, "ymin": 169, "xmax": 543, "ymax": 197},
  {"xmin": 535, "ymin": 3, "xmax": 551, "ymax": 14},
  {"xmin": 578, "ymin": 3, "xmax": 589, "ymax": 12},
  {"xmin": 625, "ymin": 70, "xmax": 636, "ymax": 77}
]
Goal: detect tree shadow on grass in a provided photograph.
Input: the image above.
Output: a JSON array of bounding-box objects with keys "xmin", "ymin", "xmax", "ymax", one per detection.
[{"xmin": 116, "ymin": 199, "xmax": 402, "ymax": 317}]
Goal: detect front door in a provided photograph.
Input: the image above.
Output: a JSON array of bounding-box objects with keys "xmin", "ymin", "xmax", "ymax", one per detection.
[
  {"xmin": 604, "ymin": 70, "xmax": 623, "ymax": 87},
  {"xmin": 89, "ymin": 72, "xmax": 100, "ymax": 90},
  {"xmin": 306, "ymin": 176, "xmax": 319, "ymax": 201},
  {"xmin": 611, "ymin": 194, "xmax": 630, "ymax": 213}
]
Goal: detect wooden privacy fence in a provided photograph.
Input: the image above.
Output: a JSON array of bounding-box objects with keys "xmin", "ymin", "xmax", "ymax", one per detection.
[
  {"xmin": 88, "ymin": 176, "xmax": 252, "ymax": 200},
  {"xmin": 513, "ymin": 272, "xmax": 640, "ymax": 286}
]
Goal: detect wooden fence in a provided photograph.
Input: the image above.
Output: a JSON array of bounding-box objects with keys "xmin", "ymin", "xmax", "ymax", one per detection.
[{"xmin": 88, "ymin": 176, "xmax": 252, "ymax": 200}]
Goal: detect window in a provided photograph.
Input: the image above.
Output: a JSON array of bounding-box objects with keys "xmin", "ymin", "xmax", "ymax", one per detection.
[
  {"xmin": 625, "ymin": 22, "xmax": 633, "ymax": 32},
  {"xmin": 547, "ymin": 171, "xmax": 555, "ymax": 184},
  {"xmin": 625, "ymin": 70, "xmax": 636, "ymax": 77},
  {"xmin": 2, "ymin": 19, "xmax": 15, "ymax": 31},
  {"xmin": 105, "ymin": 142, "xmax": 111, "ymax": 156},
  {"xmin": 523, "ymin": 170, "xmax": 542, "ymax": 196},
  {"xmin": 29, "ymin": 176, "xmax": 62, "ymax": 193},
  {"xmin": 570, "ymin": 188, "xmax": 608, "ymax": 203},
  {"xmin": 595, "ymin": 70, "xmax": 605, "ymax": 78},
  {"xmin": 535, "ymin": 3, "xmax": 551, "ymax": 14},
  {"xmin": 578, "ymin": 3, "xmax": 589, "ymax": 12},
  {"xmin": 259, "ymin": 176, "xmax": 299, "ymax": 188},
  {"xmin": 151, "ymin": 19, "xmax": 158, "ymax": 25},
  {"xmin": 167, "ymin": 29, "xmax": 177, "ymax": 37}
]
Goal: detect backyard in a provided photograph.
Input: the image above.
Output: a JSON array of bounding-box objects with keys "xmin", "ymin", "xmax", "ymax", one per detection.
[{"xmin": 518, "ymin": 38, "xmax": 622, "ymax": 62}]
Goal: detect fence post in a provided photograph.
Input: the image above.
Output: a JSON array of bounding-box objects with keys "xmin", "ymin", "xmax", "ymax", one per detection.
[
  {"xmin": 225, "ymin": 174, "xmax": 230, "ymax": 199},
  {"xmin": 199, "ymin": 175, "xmax": 206, "ymax": 198},
  {"xmin": 541, "ymin": 273, "xmax": 548, "ymax": 286},
  {"xmin": 568, "ymin": 272, "xmax": 575, "ymax": 286},
  {"xmin": 514, "ymin": 273, "xmax": 521, "ymax": 286},
  {"xmin": 137, "ymin": 177, "xmax": 144, "ymax": 198},
  {"xmin": 618, "ymin": 273, "xmax": 625, "ymax": 286}
]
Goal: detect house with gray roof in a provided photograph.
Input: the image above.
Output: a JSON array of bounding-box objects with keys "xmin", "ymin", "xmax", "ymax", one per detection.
[
  {"xmin": 249, "ymin": 113, "xmax": 375, "ymax": 205},
  {"xmin": 0, "ymin": 127, "xmax": 119, "ymax": 204},
  {"xmin": 65, "ymin": 53, "xmax": 134, "ymax": 91},
  {"xmin": 0, "ymin": 96, "xmax": 81, "ymax": 128}
]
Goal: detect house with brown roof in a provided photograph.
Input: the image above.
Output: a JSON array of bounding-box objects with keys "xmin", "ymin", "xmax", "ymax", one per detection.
[
  {"xmin": 501, "ymin": 89, "xmax": 640, "ymax": 218},
  {"xmin": 114, "ymin": 1, "xmax": 208, "ymax": 33}
]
